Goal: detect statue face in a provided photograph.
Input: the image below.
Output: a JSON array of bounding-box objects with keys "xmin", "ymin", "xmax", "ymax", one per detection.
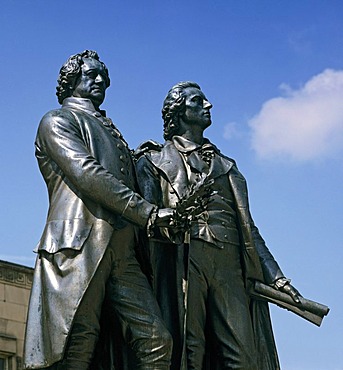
[
  {"xmin": 181, "ymin": 87, "xmax": 212, "ymax": 130},
  {"xmin": 72, "ymin": 58, "xmax": 108, "ymax": 108}
]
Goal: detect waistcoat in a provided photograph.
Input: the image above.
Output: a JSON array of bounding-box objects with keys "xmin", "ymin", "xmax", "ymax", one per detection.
[{"xmin": 186, "ymin": 150, "xmax": 240, "ymax": 248}]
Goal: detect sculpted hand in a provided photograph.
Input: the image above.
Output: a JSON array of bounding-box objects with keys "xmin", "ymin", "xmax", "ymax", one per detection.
[
  {"xmin": 275, "ymin": 278, "xmax": 302, "ymax": 304},
  {"xmin": 146, "ymin": 208, "xmax": 182, "ymax": 238},
  {"xmin": 155, "ymin": 208, "xmax": 175, "ymax": 228}
]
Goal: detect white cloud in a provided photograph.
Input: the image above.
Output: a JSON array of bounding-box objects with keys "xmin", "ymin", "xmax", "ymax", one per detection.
[
  {"xmin": 223, "ymin": 121, "xmax": 242, "ymax": 140},
  {"xmin": 248, "ymin": 69, "xmax": 343, "ymax": 162}
]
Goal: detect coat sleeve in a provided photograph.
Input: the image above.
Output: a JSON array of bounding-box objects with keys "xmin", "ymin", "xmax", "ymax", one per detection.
[
  {"xmin": 36, "ymin": 110, "xmax": 154, "ymax": 228},
  {"xmin": 135, "ymin": 153, "xmax": 172, "ymax": 239},
  {"xmin": 135, "ymin": 154, "xmax": 164, "ymax": 206},
  {"xmin": 249, "ymin": 215, "xmax": 285, "ymax": 284},
  {"xmin": 229, "ymin": 163, "xmax": 285, "ymax": 284}
]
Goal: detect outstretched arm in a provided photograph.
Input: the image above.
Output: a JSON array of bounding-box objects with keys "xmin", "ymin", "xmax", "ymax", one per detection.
[{"xmin": 250, "ymin": 220, "xmax": 301, "ymax": 303}]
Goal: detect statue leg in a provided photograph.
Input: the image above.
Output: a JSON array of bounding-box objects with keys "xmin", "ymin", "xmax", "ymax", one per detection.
[
  {"xmin": 105, "ymin": 226, "xmax": 173, "ymax": 370},
  {"xmin": 207, "ymin": 243, "xmax": 258, "ymax": 370},
  {"xmin": 186, "ymin": 240, "xmax": 258, "ymax": 370},
  {"xmin": 185, "ymin": 240, "xmax": 210, "ymax": 370},
  {"xmin": 61, "ymin": 242, "xmax": 115, "ymax": 369},
  {"xmin": 54, "ymin": 225, "xmax": 172, "ymax": 370}
]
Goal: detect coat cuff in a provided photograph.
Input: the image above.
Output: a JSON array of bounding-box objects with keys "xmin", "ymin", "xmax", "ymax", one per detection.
[{"xmin": 121, "ymin": 194, "xmax": 155, "ymax": 229}]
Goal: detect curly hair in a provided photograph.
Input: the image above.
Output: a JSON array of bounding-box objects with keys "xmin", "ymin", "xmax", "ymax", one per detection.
[
  {"xmin": 56, "ymin": 50, "xmax": 111, "ymax": 104},
  {"xmin": 162, "ymin": 81, "xmax": 201, "ymax": 140}
]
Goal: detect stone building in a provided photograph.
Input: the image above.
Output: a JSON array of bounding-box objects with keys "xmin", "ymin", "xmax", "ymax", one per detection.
[{"xmin": 0, "ymin": 260, "xmax": 33, "ymax": 370}]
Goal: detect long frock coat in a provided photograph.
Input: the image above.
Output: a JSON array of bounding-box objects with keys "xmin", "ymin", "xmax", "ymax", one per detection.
[
  {"xmin": 136, "ymin": 139, "xmax": 283, "ymax": 370},
  {"xmin": 24, "ymin": 98, "xmax": 154, "ymax": 369}
]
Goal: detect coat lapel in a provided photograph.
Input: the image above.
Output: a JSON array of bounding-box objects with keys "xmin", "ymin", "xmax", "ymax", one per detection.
[
  {"xmin": 208, "ymin": 154, "xmax": 234, "ymax": 179},
  {"xmin": 149, "ymin": 141, "xmax": 236, "ymax": 197},
  {"xmin": 186, "ymin": 151, "xmax": 208, "ymax": 174},
  {"xmin": 149, "ymin": 141, "xmax": 188, "ymax": 198}
]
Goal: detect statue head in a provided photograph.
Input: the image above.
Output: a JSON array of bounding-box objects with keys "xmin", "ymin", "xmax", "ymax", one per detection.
[
  {"xmin": 56, "ymin": 50, "xmax": 111, "ymax": 107},
  {"xmin": 162, "ymin": 81, "xmax": 213, "ymax": 140}
]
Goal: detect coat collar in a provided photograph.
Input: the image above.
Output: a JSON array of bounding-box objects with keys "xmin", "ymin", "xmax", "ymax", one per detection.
[
  {"xmin": 172, "ymin": 135, "xmax": 234, "ymax": 179},
  {"xmin": 172, "ymin": 135, "xmax": 216, "ymax": 154},
  {"xmin": 62, "ymin": 97, "xmax": 107, "ymax": 117},
  {"xmin": 148, "ymin": 139, "xmax": 235, "ymax": 198},
  {"xmin": 172, "ymin": 135, "xmax": 201, "ymax": 153}
]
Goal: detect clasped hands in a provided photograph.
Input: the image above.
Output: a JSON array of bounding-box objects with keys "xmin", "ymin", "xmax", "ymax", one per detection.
[
  {"xmin": 154, "ymin": 208, "xmax": 180, "ymax": 227},
  {"xmin": 155, "ymin": 179, "xmax": 214, "ymax": 229},
  {"xmin": 155, "ymin": 207, "xmax": 200, "ymax": 230}
]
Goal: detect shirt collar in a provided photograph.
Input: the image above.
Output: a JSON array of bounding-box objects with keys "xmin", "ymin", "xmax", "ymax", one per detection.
[
  {"xmin": 62, "ymin": 97, "xmax": 107, "ymax": 117},
  {"xmin": 172, "ymin": 135, "xmax": 212, "ymax": 153}
]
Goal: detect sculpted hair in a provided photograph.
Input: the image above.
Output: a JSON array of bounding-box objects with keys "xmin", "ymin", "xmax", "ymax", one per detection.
[
  {"xmin": 162, "ymin": 81, "xmax": 201, "ymax": 140},
  {"xmin": 56, "ymin": 50, "xmax": 111, "ymax": 104}
]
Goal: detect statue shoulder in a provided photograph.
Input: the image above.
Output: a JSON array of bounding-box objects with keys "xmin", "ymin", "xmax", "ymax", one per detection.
[
  {"xmin": 207, "ymin": 140, "xmax": 237, "ymax": 166},
  {"xmin": 38, "ymin": 107, "xmax": 78, "ymax": 135},
  {"xmin": 134, "ymin": 139, "xmax": 164, "ymax": 159},
  {"xmin": 221, "ymin": 152, "xmax": 237, "ymax": 166},
  {"xmin": 41, "ymin": 106, "xmax": 75, "ymax": 123}
]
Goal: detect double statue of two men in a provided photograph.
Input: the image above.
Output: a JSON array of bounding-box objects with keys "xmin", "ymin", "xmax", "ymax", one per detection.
[{"xmin": 24, "ymin": 51, "xmax": 301, "ymax": 370}]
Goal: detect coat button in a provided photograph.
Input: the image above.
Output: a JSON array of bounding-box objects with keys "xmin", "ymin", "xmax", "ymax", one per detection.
[
  {"xmin": 129, "ymin": 200, "xmax": 137, "ymax": 208},
  {"xmin": 120, "ymin": 168, "xmax": 125, "ymax": 173}
]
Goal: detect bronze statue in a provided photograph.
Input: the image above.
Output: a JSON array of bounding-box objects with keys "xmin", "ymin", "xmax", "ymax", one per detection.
[
  {"xmin": 135, "ymin": 81, "xmax": 303, "ymax": 369},
  {"xmin": 23, "ymin": 50, "xmax": 175, "ymax": 370}
]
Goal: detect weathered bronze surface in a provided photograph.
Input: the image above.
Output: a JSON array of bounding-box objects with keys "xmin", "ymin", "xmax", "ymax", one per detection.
[
  {"xmin": 135, "ymin": 81, "xmax": 309, "ymax": 369},
  {"xmin": 24, "ymin": 55, "xmax": 328, "ymax": 369},
  {"xmin": 23, "ymin": 51, "xmax": 173, "ymax": 370}
]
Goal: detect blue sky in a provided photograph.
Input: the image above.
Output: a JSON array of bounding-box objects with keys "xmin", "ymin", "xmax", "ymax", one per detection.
[{"xmin": 1, "ymin": 1, "xmax": 342, "ymax": 368}]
